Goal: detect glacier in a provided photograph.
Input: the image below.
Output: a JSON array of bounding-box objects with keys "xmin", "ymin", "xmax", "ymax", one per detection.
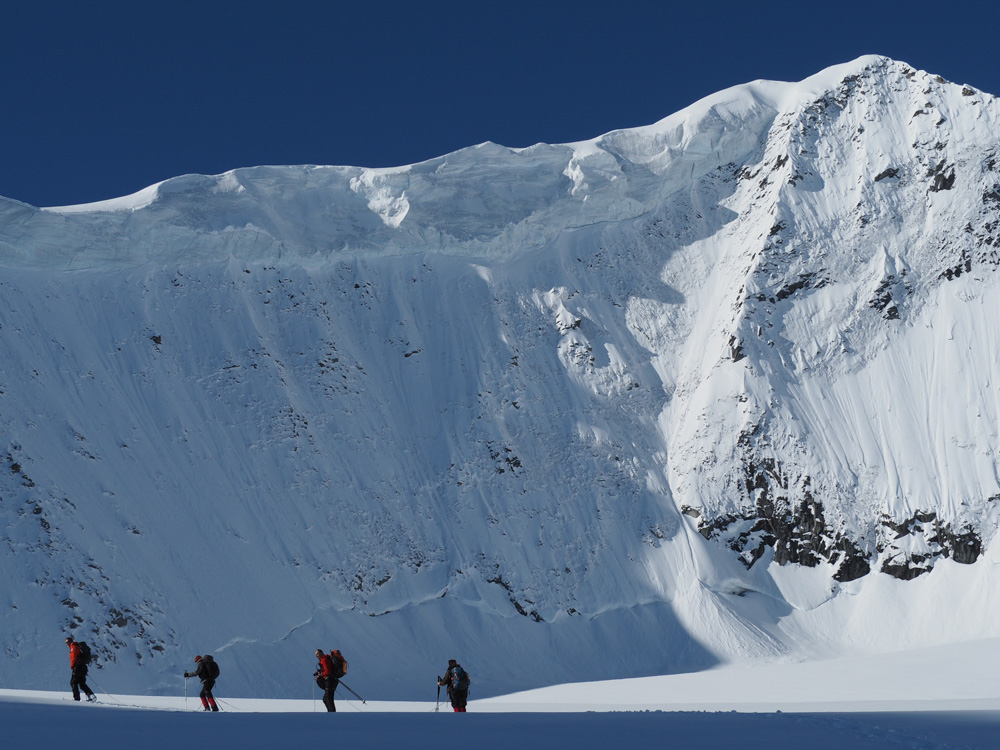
[{"xmin": 3, "ymin": 55, "xmax": 1000, "ymax": 700}]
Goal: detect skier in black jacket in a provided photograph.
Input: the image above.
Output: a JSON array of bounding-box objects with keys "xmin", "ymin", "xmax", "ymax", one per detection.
[
  {"xmin": 184, "ymin": 655, "xmax": 219, "ymax": 711},
  {"xmin": 437, "ymin": 659, "xmax": 470, "ymax": 712}
]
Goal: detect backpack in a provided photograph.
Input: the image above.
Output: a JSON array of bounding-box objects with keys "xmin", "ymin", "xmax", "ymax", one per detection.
[
  {"xmin": 203, "ymin": 655, "xmax": 220, "ymax": 679},
  {"xmin": 451, "ymin": 665, "xmax": 470, "ymax": 691},
  {"xmin": 77, "ymin": 641, "xmax": 93, "ymax": 666},
  {"xmin": 331, "ymin": 649, "xmax": 347, "ymax": 678}
]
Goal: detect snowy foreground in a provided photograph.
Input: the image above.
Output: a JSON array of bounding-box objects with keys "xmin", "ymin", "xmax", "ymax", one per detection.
[{"xmin": 6, "ymin": 643, "xmax": 1000, "ymax": 749}]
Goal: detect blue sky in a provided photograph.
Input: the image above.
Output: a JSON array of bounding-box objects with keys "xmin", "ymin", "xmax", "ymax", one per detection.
[{"xmin": 3, "ymin": 0, "xmax": 998, "ymax": 207}]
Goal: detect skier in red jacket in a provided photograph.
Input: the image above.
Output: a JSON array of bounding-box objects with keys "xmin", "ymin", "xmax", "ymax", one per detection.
[
  {"xmin": 65, "ymin": 636, "xmax": 96, "ymax": 702},
  {"xmin": 314, "ymin": 649, "xmax": 339, "ymax": 712}
]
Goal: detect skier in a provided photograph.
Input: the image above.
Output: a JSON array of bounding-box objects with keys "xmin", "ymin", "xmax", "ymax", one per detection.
[
  {"xmin": 184, "ymin": 654, "xmax": 220, "ymax": 711},
  {"xmin": 65, "ymin": 636, "xmax": 96, "ymax": 702},
  {"xmin": 314, "ymin": 649, "xmax": 339, "ymax": 712},
  {"xmin": 438, "ymin": 659, "xmax": 470, "ymax": 712}
]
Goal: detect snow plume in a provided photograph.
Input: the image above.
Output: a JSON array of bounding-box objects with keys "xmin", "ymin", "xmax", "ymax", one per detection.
[{"xmin": 3, "ymin": 56, "xmax": 1000, "ymax": 701}]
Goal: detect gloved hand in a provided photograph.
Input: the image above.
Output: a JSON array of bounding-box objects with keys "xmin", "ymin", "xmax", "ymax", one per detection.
[{"xmin": 183, "ymin": 672, "xmax": 191, "ymax": 678}]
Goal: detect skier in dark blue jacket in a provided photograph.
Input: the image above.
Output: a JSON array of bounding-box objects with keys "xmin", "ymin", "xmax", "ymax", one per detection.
[{"xmin": 438, "ymin": 659, "xmax": 470, "ymax": 712}]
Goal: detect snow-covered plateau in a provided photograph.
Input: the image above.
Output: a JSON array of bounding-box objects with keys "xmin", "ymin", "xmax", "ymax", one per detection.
[
  {"xmin": 4, "ymin": 643, "xmax": 1000, "ymax": 749},
  {"xmin": 3, "ymin": 55, "xmax": 1000, "ymax": 703}
]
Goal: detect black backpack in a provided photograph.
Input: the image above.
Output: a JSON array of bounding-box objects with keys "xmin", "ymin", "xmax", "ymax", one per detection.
[
  {"xmin": 77, "ymin": 641, "xmax": 93, "ymax": 666},
  {"xmin": 203, "ymin": 655, "xmax": 220, "ymax": 679},
  {"xmin": 330, "ymin": 650, "xmax": 347, "ymax": 679}
]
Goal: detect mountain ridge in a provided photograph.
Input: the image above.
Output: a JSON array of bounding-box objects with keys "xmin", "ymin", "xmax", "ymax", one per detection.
[
  {"xmin": 4, "ymin": 56, "xmax": 899, "ymax": 265},
  {"xmin": 2, "ymin": 55, "xmax": 1000, "ymax": 699}
]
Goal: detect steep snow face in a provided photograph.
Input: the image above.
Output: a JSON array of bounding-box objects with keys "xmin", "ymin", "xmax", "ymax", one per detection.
[
  {"xmin": 664, "ymin": 59, "xmax": 1000, "ymax": 582},
  {"xmin": 2, "ymin": 56, "xmax": 1000, "ymax": 700}
]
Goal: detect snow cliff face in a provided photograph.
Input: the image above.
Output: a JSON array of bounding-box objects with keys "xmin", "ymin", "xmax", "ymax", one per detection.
[
  {"xmin": 664, "ymin": 62, "xmax": 1000, "ymax": 583},
  {"xmin": 3, "ymin": 56, "xmax": 1000, "ymax": 699}
]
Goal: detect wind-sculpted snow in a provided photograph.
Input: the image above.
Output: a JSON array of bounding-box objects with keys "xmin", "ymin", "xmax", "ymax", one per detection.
[{"xmin": 3, "ymin": 55, "xmax": 1000, "ymax": 701}]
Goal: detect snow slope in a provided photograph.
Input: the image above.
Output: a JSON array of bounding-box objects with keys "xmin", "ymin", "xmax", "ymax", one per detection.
[
  {"xmin": 5, "ymin": 644, "xmax": 1000, "ymax": 749},
  {"xmin": 2, "ymin": 55, "xmax": 1000, "ymax": 701},
  {"xmin": 7, "ymin": 702, "xmax": 995, "ymax": 750}
]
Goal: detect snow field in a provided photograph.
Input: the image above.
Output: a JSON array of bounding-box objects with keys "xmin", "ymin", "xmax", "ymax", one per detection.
[{"xmin": 6, "ymin": 641, "xmax": 1000, "ymax": 750}]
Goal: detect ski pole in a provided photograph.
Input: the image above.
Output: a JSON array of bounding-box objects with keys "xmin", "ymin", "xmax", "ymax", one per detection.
[
  {"xmin": 184, "ymin": 675, "xmax": 188, "ymax": 710},
  {"xmin": 435, "ymin": 678, "xmax": 441, "ymax": 712},
  {"xmin": 338, "ymin": 680, "xmax": 366, "ymax": 704}
]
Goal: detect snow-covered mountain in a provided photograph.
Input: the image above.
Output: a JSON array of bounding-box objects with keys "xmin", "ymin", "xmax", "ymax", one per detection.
[{"xmin": 4, "ymin": 55, "xmax": 1000, "ymax": 700}]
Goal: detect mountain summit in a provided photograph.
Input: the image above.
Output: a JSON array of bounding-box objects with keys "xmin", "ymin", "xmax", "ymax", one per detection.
[{"xmin": 2, "ymin": 56, "xmax": 1000, "ymax": 698}]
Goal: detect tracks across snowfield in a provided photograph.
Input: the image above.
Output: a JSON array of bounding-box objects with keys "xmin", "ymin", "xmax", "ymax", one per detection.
[{"xmin": 2, "ymin": 693, "xmax": 999, "ymax": 750}]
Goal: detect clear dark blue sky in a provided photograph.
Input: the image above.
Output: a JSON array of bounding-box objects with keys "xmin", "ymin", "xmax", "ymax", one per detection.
[{"xmin": 3, "ymin": 0, "xmax": 998, "ymax": 207}]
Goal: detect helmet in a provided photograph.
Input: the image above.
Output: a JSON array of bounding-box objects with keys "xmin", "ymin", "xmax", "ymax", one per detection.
[{"xmin": 194, "ymin": 655, "xmax": 202, "ymax": 662}]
